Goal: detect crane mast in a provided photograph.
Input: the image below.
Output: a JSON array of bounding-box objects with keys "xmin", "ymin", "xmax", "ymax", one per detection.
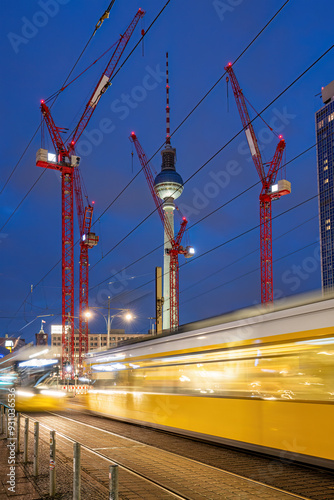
[
  {"xmin": 37, "ymin": 101, "xmax": 76, "ymax": 374},
  {"xmin": 225, "ymin": 63, "xmax": 290, "ymax": 304},
  {"xmin": 36, "ymin": 8, "xmax": 145, "ymax": 376},
  {"xmin": 73, "ymin": 168, "xmax": 98, "ymax": 370},
  {"xmin": 130, "ymin": 132, "xmax": 190, "ymax": 330}
]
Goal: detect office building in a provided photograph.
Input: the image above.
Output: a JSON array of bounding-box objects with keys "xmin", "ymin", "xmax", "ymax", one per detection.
[
  {"xmin": 51, "ymin": 329, "xmax": 146, "ymax": 352},
  {"xmin": 316, "ymin": 80, "xmax": 334, "ymax": 292}
]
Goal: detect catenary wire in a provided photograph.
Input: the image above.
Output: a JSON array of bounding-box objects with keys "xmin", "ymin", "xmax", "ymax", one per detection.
[
  {"xmin": 88, "ymin": 39, "xmax": 333, "ymax": 263},
  {"xmin": 1, "ymin": 0, "xmax": 173, "ymax": 257},
  {"xmin": 180, "ymin": 214, "xmax": 319, "ymax": 296},
  {"xmin": 89, "ymin": 187, "xmax": 321, "ymax": 294},
  {"xmin": 8, "ymin": 89, "xmax": 326, "ymax": 324},
  {"xmin": 3, "ymin": 1, "xmax": 172, "ymax": 329},
  {"xmin": 7, "ymin": 0, "xmax": 292, "ymax": 318},
  {"xmin": 7, "ymin": 3, "xmax": 326, "ymax": 326},
  {"xmin": 181, "ymin": 240, "xmax": 319, "ymax": 307},
  {"xmin": 90, "ymin": 0, "xmax": 291, "ymax": 226},
  {"xmin": 1, "ymin": 0, "xmax": 291, "ymax": 245}
]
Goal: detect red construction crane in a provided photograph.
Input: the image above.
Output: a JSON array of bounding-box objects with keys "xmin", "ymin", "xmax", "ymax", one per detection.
[
  {"xmin": 225, "ymin": 63, "xmax": 291, "ymax": 304},
  {"xmin": 36, "ymin": 8, "xmax": 145, "ymax": 375},
  {"xmin": 130, "ymin": 132, "xmax": 193, "ymax": 330},
  {"xmin": 73, "ymin": 169, "xmax": 98, "ymax": 370}
]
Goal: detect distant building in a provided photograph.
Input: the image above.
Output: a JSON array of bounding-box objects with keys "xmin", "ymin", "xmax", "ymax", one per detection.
[
  {"xmin": 35, "ymin": 324, "xmax": 48, "ymax": 346},
  {"xmin": 0, "ymin": 335, "xmax": 26, "ymax": 353},
  {"xmin": 51, "ymin": 329, "xmax": 147, "ymax": 352},
  {"xmin": 316, "ymin": 80, "xmax": 334, "ymax": 292}
]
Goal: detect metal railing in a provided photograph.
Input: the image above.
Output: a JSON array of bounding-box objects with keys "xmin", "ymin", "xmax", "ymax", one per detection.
[{"xmin": 0, "ymin": 403, "xmax": 119, "ymax": 499}]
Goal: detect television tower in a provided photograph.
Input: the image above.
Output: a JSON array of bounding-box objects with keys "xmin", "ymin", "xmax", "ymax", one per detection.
[{"xmin": 154, "ymin": 53, "xmax": 184, "ymax": 329}]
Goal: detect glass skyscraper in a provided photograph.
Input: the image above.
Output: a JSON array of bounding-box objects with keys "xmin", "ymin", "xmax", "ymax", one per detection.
[{"xmin": 315, "ymin": 81, "xmax": 334, "ymax": 292}]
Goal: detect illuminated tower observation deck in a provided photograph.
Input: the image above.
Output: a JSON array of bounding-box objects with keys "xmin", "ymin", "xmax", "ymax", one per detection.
[{"xmin": 154, "ymin": 143, "xmax": 184, "ymax": 330}]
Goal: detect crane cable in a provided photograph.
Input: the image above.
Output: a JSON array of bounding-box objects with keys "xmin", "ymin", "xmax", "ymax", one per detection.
[
  {"xmin": 45, "ymin": 40, "xmax": 119, "ymax": 104},
  {"xmin": 90, "ymin": 193, "xmax": 321, "ymax": 308},
  {"xmin": 3, "ymin": 1, "xmax": 172, "ymax": 330},
  {"xmin": 88, "ymin": 150, "xmax": 323, "ymax": 293},
  {"xmin": 5, "ymin": 0, "xmax": 312, "ymax": 324},
  {"xmin": 180, "ymin": 240, "xmax": 319, "ymax": 308},
  {"xmin": 0, "ymin": 0, "xmax": 283, "ymax": 227},
  {"xmin": 87, "ymin": 33, "xmax": 333, "ymax": 274}
]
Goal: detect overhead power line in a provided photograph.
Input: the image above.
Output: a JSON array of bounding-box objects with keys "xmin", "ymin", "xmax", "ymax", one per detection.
[
  {"xmin": 4, "ymin": 1, "xmax": 172, "ymax": 330},
  {"xmin": 89, "ymin": 185, "xmax": 321, "ymax": 294},
  {"xmin": 181, "ymin": 240, "xmax": 319, "ymax": 307},
  {"xmin": 87, "ymin": 41, "xmax": 333, "ymax": 274},
  {"xmin": 9, "ymin": 2, "xmax": 329, "ymax": 327},
  {"xmin": 1, "ymin": 0, "xmax": 289, "ymax": 253},
  {"xmin": 0, "ymin": 1, "xmax": 117, "ymax": 199},
  {"xmin": 91, "ymin": 0, "xmax": 292, "ymax": 226}
]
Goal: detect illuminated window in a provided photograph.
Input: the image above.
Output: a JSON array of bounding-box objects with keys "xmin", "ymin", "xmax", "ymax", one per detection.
[{"xmin": 324, "ymin": 178, "xmax": 329, "ymax": 183}]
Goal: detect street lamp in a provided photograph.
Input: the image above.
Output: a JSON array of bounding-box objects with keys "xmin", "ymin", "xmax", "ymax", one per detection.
[{"xmin": 85, "ymin": 297, "xmax": 133, "ymax": 349}]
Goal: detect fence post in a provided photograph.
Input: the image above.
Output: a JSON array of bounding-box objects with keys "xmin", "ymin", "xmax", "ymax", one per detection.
[
  {"xmin": 16, "ymin": 412, "xmax": 20, "ymax": 453},
  {"xmin": 109, "ymin": 464, "xmax": 118, "ymax": 500},
  {"xmin": 5, "ymin": 407, "xmax": 8, "ymax": 439},
  {"xmin": 49, "ymin": 430, "xmax": 56, "ymax": 497},
  {"xmin": 73, "ymin": 442, "xmax": 81, "ymax": 500},
  {"xmin": 33, "ymin": 422, "xmax": 39, "ymax": 477},
  {"xmin": 23, "ymin": 418, "xmax": 29, "ymax": 463},
  {"xmin": 0, "ymin": 405, "xmax": 3, "ymax": 434}
]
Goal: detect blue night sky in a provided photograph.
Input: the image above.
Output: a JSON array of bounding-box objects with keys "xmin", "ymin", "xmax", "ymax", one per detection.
[{"xmin": 1, "ymin": 0, "xmax": 333, "ymax": 343}]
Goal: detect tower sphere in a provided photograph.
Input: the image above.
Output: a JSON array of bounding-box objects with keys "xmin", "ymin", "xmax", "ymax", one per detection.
[
  {"xmin": 154, "ymin": 170, "xmax": 183, "ymax": 200},
  {"xmin": 154, "ymin": 145, "xmax": 183, "ymax": 200}
]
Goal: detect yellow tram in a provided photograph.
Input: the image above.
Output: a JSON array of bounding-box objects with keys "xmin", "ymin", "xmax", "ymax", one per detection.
[{"xmin": 84, "ymin": 294, "xmax": 334, "ymax": 469}]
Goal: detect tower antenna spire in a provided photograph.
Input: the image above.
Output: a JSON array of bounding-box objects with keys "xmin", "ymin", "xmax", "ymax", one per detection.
[{"xmin": 166, "ymin": 52, "xmax": 170, "ymax": 145}]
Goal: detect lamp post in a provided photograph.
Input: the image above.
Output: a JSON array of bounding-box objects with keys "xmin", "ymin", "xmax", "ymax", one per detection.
[
  {"xmin": 85, "ymin": 300, "xmax": 133, "ymax": 349},
  {"xmin": 107, "ymin": 296, "xmax": 111, "ymax": 349}
]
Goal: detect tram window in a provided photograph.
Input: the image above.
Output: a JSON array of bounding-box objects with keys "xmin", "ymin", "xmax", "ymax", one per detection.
[{"xmin": 90, "ymin": 341, "xmax": 334, "ymax": 401}]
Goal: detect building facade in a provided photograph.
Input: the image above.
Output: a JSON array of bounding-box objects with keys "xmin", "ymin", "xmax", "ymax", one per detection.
[
  {"xmin": 316, "ymin": 80, "xmax": 334, "ymax": 292},
  {"xmin": 35, "ymin": 326, "xmax": 48, "ymax": 346},
  {"xmin": 51, "ymin": 330, "xmax": 146, "ymax": 352}
]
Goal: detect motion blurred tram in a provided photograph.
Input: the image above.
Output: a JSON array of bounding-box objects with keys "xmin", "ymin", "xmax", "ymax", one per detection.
[
  {"xmin": 0, "ymin": 346, "xmax": 66, "ymax": 411},
  {"xmin": 84, "ymin": 294, "xmax": 334, "ymax": 468}
]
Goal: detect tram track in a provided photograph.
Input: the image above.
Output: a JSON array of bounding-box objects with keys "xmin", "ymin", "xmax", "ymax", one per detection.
[
  {"xmin": 23, "ymin": 411, "xmax": 188, "ymax": 499},
  {"xmin": 23, "ymin": 409, "xmax": 313, "ymax": 499},
  {"xmin": 51, "ymin": 406, "xmax": 334, "ymax": 498}
]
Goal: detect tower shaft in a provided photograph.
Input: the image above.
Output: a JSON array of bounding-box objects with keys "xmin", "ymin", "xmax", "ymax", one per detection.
[{"xmin": 163, "ymin": 201, "xmax": 175, "ymax": 330}]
